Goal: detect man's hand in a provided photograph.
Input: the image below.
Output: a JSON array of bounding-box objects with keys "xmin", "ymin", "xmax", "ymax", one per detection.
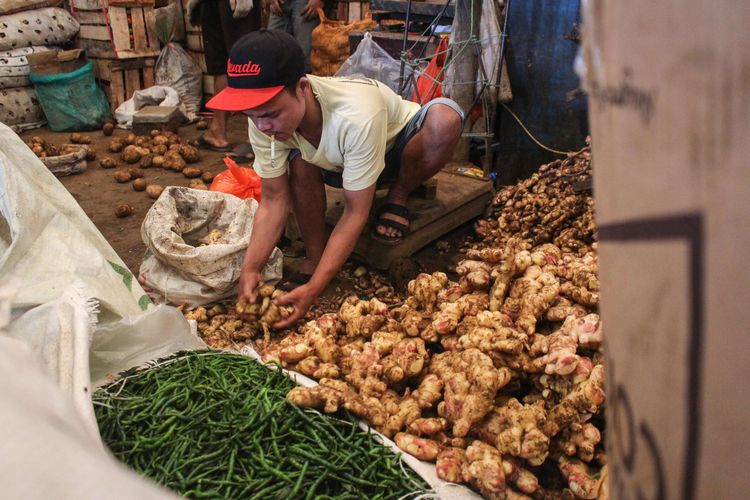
[
  {"xmin": 271, "ymin": 283, "xmax": 318, "ymax": 329},
  {"xmin": 269, "ymin": 0, "xmax": 284, "ymax": 16},
  {"xmin": 230, "ymin": 0, "xmax": 254, "ymax": 18},
  {"xmin": 300, "ymin": 0, "xmax": 323, "ymax": 21},
  {"xmin": 238, "ymin": 268, "xmax": 263, "ymax": 304}
]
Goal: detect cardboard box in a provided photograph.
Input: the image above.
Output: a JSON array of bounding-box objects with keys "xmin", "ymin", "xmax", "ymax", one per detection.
[
  {"xmin": 26, "ymin": 49, "xmax": 87, "ymax": 76},
  {"xmin": 580, "ymin": 1, "xmax": 750, "ymax": 498}
]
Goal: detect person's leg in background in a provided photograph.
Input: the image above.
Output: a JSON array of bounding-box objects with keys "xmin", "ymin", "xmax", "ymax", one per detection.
[
  {"xmin": 268, "ymin": 0, "xmax": 293, "ymax": 33},
  {"xmin": 200, "ymin": 0, "xmax": 262, "ymax": 151},
  {"xmin": 290, "ymin": 0, "xmax": 321, "ymax": 72}
]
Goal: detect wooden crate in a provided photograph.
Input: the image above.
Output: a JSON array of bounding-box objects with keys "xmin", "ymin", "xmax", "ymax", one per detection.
[
  {"xmin": 91, "ymin": 56, "xmax": 156, "ymax": 110},
  {"xmin": 71, "ymin": 0, "xmax": 160, "ymax": 59},
  {"xmin": 337, "ymin": 0, "xmax": 370, "ymax": 21}
]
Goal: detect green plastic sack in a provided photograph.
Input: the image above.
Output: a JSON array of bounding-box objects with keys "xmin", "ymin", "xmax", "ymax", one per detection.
[{"xmin": 29, "ymin": 61, "xmax": 111, "ymax": 131}]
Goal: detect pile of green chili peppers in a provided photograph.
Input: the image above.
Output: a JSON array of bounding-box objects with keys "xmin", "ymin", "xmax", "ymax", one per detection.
[{"xmin": 94, "ymin": 351, "xmax": 431, "ymax": 499}]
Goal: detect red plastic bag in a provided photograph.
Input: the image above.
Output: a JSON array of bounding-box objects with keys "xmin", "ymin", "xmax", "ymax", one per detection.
[
  {"xmin": 210, "ymin": 157, "xmax": 262, "ymax": 201},
  {"xmin": 412, "ymin": 36, "xmax": 450, "ymax": 105}
]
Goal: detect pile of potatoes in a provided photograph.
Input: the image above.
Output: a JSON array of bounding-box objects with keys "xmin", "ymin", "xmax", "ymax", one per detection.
[
  {"xmin": 103, "ymin": 128, "xmax": 219, "ymax": 208},
  {"xmin": 26, "ymin": 135, "xmax": 96, "ymax": 161}
]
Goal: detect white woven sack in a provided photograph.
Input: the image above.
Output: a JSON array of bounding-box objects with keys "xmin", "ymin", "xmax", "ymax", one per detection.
[
  {"xmin": 139, "ymin": 187, "xmax": 283, "ymax": 307},
  {"xmin": 0, "ymin": 45, "xmax": 54, "ymax": 88},
  {"xmin": 0, "ymin": 86, "xmax": 45, "ymax": 131},
  {"xmin": 0, "ymin": 7, "xmax": 79, "ymax": 51}
]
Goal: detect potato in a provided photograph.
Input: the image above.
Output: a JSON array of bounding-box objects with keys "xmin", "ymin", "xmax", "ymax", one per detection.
[
  {"xmin": 146, "ymin": 184, "xmax": 164, "ymax": 200},
  {"xmin": 113, "ymin": 170, "xmax": 132, "ymax": 183},
  {"xmin": 179, "ymin": 145, "xmax": 200, "ymax": 163},
  {"xmin": 151, "ymin": 135, "xmax": 170, "ymax": 146},
  {"xmin": 189, "ymin": 179, "xmax": 208, "ymax": 190},
  {"xmin": 140, "ymin": 154, "xmax": 153, "ymax": 168},
  {"xmin": 102, "ymin": 122, "xmax": 115, "ymax": 136},
  {"xmin": 114, "ymin": 204, "xmax": 133, "ymax": 217},
  {"xmin": 128, "ymin": 167, "xmax": 145, "ymax": 179},
  {"xmin": 163, "ymin": 153, "xmax": 186, "ymax": 171},
  {"xmin": 85, "ymin": 147, "xmax": 97, "ymax": 161},
  {"xmin": 108, "ymin": 139, "xmax": 125, "ymax": 153},
  {"xmin": 132, "ymin": 178, "xmax": 147, "ymax": 191},
  {"xmin": 99, "ymin": 156, "xmax": 117, "ymax": 169},
  {"xmin": 70, "ymin": 133, "xmax": 92, "ymax": 144},
  {"xmin": 201, "ymin": 171, "xmax": 216, "ymax": 183},
  {"xmin": 196, "ymin": 120, "xmax": 209, "ymax": 130},
  {"xmin": 151, "ymin": 155, "xmax": 166, "ymax": 168},
  {"xmin": 150, "ymin": 129, "xmax": 161, "ymax": 138},
  {"xmin": 135, "ymin": 136, "xmax": 151, "ymax": 148},
  {"xmin": 31, "ymin": 136, "xmax": 44, "ymax": 145},
  {"xmin": 59, "ymin": 144, "xmax": 78, "ymax": 156},
  {"xmin": 151, "ymin": 144, "xmax": 168, "ymax": 155},
  {"xmin": 182, "ymin": 166, "xmax": 202, "ymax": 178},
  {"xmin": 124, "ymin": 132, "xmax": 137, "ymax": 145},
  {"xmin": 121, "ymin": 145, "xmax": 142, "ymax": 164},
  {"xmin": 31, "ymin": 145, "xmax": 44, "ymax": 156}
]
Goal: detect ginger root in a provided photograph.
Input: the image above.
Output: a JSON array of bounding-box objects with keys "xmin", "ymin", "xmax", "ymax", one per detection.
[
  {"xmin": 395, "ymin": 432, "xmax": 442, "ymax": 461},
  {"xmin": 432, "ymin": 349, "xmax": 512, "ymax": 437},
  {"xmin": 473, "ymin": 398, "xmax": 550, "ymax": 466}
]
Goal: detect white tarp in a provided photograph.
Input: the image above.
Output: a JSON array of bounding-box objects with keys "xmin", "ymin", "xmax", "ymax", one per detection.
[
  {"xmin": 0, "ymin": 297, "xmax": 174, "ymax": 500},
  {"xmin": 0, "ymin": 120, "xmax": 204, "ymax": 406}
]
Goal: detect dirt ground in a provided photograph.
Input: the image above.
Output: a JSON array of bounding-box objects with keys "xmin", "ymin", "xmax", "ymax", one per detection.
[{"xmin": 19, "ymin": 114, "xmax": 476, "ymax": 305}]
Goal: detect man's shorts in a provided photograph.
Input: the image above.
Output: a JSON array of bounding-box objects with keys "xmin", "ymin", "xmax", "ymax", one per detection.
[
  {"xmin": 200, "ymin": 0, "xmax": 262, "ymax": 76},
  {"xmin": 289, "ymin": 97, "xmax": 464, "ymax": 189}
]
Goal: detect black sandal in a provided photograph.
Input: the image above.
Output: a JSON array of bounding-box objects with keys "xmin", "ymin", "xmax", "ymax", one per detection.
[
  {"xmin": 277, "ymin": 272, "xmax": 313, "ymax": 291},
  {"xmin": 371, "ymin": 203, "xmax": 411, "ymax": 245}
]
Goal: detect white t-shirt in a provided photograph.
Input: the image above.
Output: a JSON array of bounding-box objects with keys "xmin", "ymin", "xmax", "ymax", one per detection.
[{"xmin": 248, "ymin": 74, "xmax": 421, "ymax": 191}]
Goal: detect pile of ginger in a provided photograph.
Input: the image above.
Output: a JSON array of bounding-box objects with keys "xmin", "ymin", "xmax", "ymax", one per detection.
[
  {"xmin": 186, "ymin": 145, "xmax": 607, "ymax": 498},
  {"xmin": 273, "ymin": 146, "xmax": 608, "ymax": 499}
]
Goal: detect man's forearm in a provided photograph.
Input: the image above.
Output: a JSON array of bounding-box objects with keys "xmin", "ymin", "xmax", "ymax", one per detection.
[
  {"xmin": 307, "ymin": 208, "xmax": 368, "ymax": 293},
  {"xmin": 242, "ymin": 199, "xmax": 288, "ymax": 272}
]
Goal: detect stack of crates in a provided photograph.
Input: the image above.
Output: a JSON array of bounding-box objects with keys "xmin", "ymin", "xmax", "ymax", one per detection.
[{"xmin": 71, "ymin": 0, "xmax": 160, "ymax": 111}]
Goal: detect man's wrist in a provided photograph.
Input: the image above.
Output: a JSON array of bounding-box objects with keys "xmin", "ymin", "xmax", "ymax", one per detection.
[{"xmin": 306, "ymin": 274, "xmax": 328, "ymax": 295}]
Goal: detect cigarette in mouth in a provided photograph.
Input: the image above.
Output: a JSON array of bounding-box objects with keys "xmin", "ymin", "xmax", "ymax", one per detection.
[{"xmin": 270, "ymin": 134, "xmax": 276, "ymax": 168}]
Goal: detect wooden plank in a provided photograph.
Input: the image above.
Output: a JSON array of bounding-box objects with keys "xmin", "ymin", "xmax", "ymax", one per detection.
[
  {"xmin": 74, "ymin": 10, "xmax": 108, "ymax": 24},
  {"xmin": 108, "ymin": 7, "xmax": 133, "ymax": 53},
  {"xmin": 348, "ymin": 2, "xmax": 361, "ymax": 21},
  {"xmin": 130, "ymin": 7, "xmax": 148, "ymax": 52},
  {"xmin": 90, "ymin": 57, "xmax": 113, "ymax": 80},
  {"xmin": 70, "ymin": 0, "xmax": 106, "ymax": 11},
  {"xmin": 362, "ymin": 191, "xmax": 491, "ymax": 269},
  {"xmin": 79, "ymin": 25, "xmax": 111, "ymax": 41},
  {"xmin": 324, "ymin": 170, "xmax": 493, "ymax": 269},
  {"xmin": 109, "ymin": 0, "xmax": 154, "ymax": 5},
  {"xmin": 124, "ymin": 67, "xmax": 142, "ymax": 100},
  {"xmin": 142, "ymin": 65, "xmax": 155, "ymax": 87},
  {"xmin": 186, "ymin": 32, "xmax": 204, "ymax": 51},
  {"xmin": 337, "ymin": 2, "xmax": 348, "ymax": 20},
  {"xmin": 110, "ymin": 70, "xmax": 126, "ymax": 109}
]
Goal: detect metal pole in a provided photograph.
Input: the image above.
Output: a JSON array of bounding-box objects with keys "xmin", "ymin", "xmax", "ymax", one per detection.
[{"xmin": 450, "ymin": 0, "xmax": 482, "ymax": 163}]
